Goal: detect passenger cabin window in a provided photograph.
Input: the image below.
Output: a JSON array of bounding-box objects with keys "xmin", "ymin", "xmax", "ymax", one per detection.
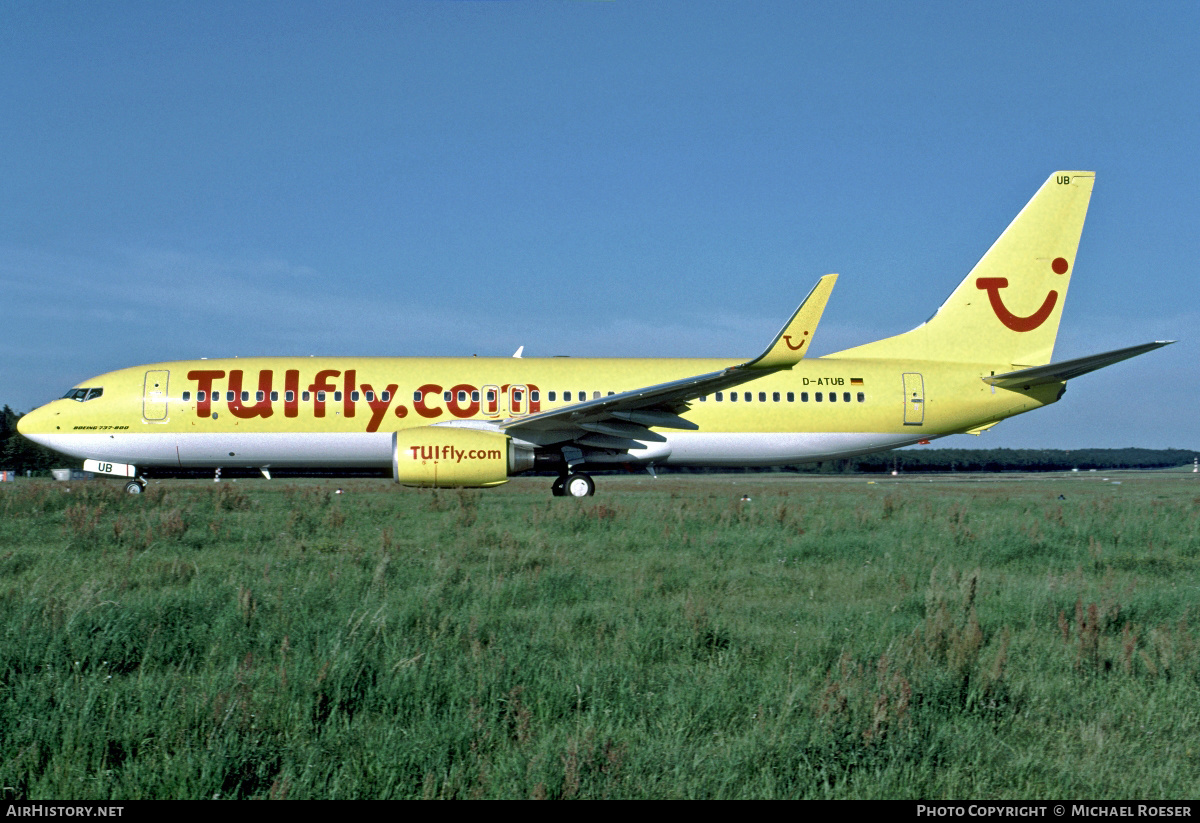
[
  {"xmin": 772, "ymin": 392, "xmax": 780, "ymax": 402},
  {"xmin": 302, "ymin": 391, "xmax": 311, "ymax": 402},
  {"xmin": 182, "ymin": 391, "xmax": 191, "ymax": 401},
  {"xmin": 270, "ymin": 391, "xmax": 279, "ymax": 402},
  {"xmin": 715, "ymin": 392, "xmax": 723, "ymax": 401},
  {"xmin": 787, "ymin": 392, "xmax": 795, "ymax": 402},
  {"xmin": 286, "ymin": 391, "xmax": 295, "ymax": 402},
  {"xmin": 801, "ymin": 392, "xmax": 809, "ymax": 402},
  {"xmin": 334, "ymin": 392, "xmax": 342, "ymax": 402},
  {"xmin": 843, "ymin": 392, "xmax": 851, "ymax": 402},
  {"xmin": 857, "ymin": 392, "xmax": 865, "ymax": 402},
  {"xmin": 759, "ymin": 392, "xmax": 767, "ymax": 402},
  {"xmin": 563, "ymin": 391, "xmax": 572, "ymax": 401},
  {"xmin": 197, "ymin": 391, "xmax": 206, "ymax": 402},
  {"xmin": 226, "ymin": 392, "xmax": 235, "ymax": 402},
  {"xmin": 351, "ymin": 391, "xmax": 360, "ymax": 402},
  {"xmin": 829, "ymin": 392, "xmax": 837, "ymax": 402},
  {"xmin": 381, "ymin": 391, "xmax": 390, "ymax": 402},
  {"xmin": 256, "ymin": 391, "xmax": 265, "ymax": 402},
  {"xmin": 816, "ymin": 392, "xmax": 823, "ymax": 402}
]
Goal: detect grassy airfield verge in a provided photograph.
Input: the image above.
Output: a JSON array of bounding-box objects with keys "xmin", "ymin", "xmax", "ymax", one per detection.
[{"xmin": 1, "ymin": 471, "xmax": 1198, "ymax": 799}]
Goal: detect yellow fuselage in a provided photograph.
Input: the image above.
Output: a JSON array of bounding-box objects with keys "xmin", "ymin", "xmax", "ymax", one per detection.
[{"xmin": 19, "ymin": 354, "xmax": 1059, "ymax": 471}]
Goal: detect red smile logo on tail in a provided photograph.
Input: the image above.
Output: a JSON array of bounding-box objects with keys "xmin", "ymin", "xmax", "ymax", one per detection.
[{"xmin": 975, "ymin": 257, "xmax": 1068, "ymax": 332}]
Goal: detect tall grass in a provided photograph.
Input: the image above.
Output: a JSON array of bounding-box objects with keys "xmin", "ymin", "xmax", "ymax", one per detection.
[{"xmin": 1, "ymin": 472, "xmax": 1197, "ymax": 798}]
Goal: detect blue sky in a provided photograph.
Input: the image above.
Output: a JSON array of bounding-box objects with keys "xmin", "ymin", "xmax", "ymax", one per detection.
[{"xmin": 2, "ymin": 1, "xmax": 1196, "ymax": 449}]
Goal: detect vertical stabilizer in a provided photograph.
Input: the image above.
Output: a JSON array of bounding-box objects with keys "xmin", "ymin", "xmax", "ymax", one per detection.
[{"xmin": 831, "ymin": 171, "xmax": 1095, "ymax": 367}]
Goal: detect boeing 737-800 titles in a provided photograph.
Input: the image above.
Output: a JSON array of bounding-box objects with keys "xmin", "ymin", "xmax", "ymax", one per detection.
[{"xmin": 18, "ymin": 172, "xmax": 1172, "ymax": 496}]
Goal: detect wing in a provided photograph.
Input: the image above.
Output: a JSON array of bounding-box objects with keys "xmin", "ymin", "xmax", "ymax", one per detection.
[{"xmin": 498, "ymin": 275, "xmax": 837, "ymax": 451}]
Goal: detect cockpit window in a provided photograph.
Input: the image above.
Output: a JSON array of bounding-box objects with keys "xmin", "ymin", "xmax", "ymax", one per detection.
[{"xmin": 62, "ymin": 387, "xmax": 103, "ymax": 402}]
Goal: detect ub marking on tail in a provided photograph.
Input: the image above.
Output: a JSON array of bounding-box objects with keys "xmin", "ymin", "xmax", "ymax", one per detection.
[{"xmin": 18, "ymin": 171, "xmax": 1172, "ymax": 497}]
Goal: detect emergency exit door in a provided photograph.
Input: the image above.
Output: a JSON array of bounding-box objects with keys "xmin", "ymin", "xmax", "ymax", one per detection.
[
  {"xmin": 902, "ymin": 373, "xmax": 924, "ymax": 426},
  {"xmin": 143, "ymin": 370, "xmax": 170, "ymax": 421}
]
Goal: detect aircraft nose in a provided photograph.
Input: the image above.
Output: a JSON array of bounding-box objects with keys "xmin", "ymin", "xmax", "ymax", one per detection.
[{"xmin": 16, "ymin": 404, "xmax": 55, "ymax": 437}]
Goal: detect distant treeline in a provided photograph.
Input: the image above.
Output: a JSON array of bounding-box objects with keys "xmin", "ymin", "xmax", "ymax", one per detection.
[
  {"xmin": 670, "ymin": 448, "xmax": 1199, "ymax": 475},
  {"xmin": 1, "ymin": 402, "xmax": 1195, "ymax": 476}
]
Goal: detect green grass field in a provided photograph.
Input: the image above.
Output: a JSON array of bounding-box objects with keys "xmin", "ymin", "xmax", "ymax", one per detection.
[{"xmin": 2, "ymin": 471, "xmax": 1198, "ymax": 799}]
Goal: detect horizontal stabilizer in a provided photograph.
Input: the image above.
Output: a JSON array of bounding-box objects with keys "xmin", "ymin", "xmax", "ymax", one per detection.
[{"xmin": 983, "ymin": 341, "xmax": 1173, "ymax": 389}]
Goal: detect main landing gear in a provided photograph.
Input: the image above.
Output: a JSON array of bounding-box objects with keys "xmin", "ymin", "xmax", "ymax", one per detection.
[
  {"xmin": 551, "ymin": 472, "xmax": 595, "ymax": 498},
  {"xmin": 124, "ymin": 478, "xmax": 147, "ymax": 495}
]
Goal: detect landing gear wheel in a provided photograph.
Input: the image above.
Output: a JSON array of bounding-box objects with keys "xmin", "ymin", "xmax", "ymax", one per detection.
[
  {"xmin": 124, "ymin": 479, "xmax": 145, "ymax": 495},
  {"xmin": 564, "ymin": 473, "xmax": 595, "ymax": 498}
]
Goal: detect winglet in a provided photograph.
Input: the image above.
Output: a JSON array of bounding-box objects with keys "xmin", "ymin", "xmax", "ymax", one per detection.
[{"xmin": 743, "ymin": 274, "xmax": 837, "ymax": 369}]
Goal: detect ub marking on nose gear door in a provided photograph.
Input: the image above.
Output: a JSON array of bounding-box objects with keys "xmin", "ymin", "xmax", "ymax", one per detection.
[
  {"xmin": 143, "ymin": 370, "xmax": 170, "ymax": 421},
  {"xmin": 902, "ymin": 372, "xmax": 924, "ymax": 426}
]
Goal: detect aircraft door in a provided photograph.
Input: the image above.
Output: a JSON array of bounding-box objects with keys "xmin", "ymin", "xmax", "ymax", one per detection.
[
  {"xmin": 902, "ymin": 373, "xmax": 924, "ymax": 426},
  {"xmin": 508, "ymin": 384, "xmax": 527, "ymax": 417},
  {"xmin": 481, "ymin": 385, "xmax": 501, "ymax": 418},
  {"xmin": 143, "ymin": 370, "xmax": 170, "ymax": 421}
]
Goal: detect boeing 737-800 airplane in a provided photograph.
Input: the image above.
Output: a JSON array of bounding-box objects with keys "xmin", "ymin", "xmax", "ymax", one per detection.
[{"xmin": 18, "ymin": 172, "xmax": 1171, "ymax": 496}]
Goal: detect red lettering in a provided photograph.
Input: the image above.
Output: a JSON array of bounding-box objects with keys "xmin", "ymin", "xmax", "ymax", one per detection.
[
  {"xmin": 285, "ymin": 370, "xmax": 299, "ymax": 418},
  {"xmin": 343, "ymin": 369, "xmax": 356, "ymax": 418},
  {"xmin": 414, "ymin": 383, "xmax": 443, "ymax": 419},
  {"xmin": 227, "ymin": 370, "xmax": 274, "ymax": 419},
  {"xmin": 446, "ymin": 383, "xmax": 480, "ymax": 418},
  {"xmin": 187, "ymin": 369, "xmax": 225, "ymax": 418},
  {"xmin": 309, "ymin": 370, "xmax": 340, "ymax": 418},
  {"xmin": 362, "ymin": 383, "xmax": 399, "ymax": 432}
]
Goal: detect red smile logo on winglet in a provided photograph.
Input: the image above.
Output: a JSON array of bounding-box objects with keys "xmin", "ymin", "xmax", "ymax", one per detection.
[
  {"xmin": 783, "ymin": 331, "xmax": 809, "ymax": 351},
  {"xmin": 975, "ymin": 258, "xmax": 1068, "ymax": 332}
]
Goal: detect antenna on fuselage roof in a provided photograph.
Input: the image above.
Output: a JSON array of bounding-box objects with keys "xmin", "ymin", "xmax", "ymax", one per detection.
[{"xmin": 512, "ymin": 346, "xmax": 524, "ymax": 358}]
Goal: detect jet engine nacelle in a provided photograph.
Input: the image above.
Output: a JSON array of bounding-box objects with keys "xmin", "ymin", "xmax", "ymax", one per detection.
[{"xmin": 392, "ymin": 426, "xmax": 533, "ymax": 488}]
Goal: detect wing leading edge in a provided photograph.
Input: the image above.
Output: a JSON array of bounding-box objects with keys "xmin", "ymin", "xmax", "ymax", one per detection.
[{"xmin": 498, "ymin": 274, "xmax": 838, "ymax": 450}]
